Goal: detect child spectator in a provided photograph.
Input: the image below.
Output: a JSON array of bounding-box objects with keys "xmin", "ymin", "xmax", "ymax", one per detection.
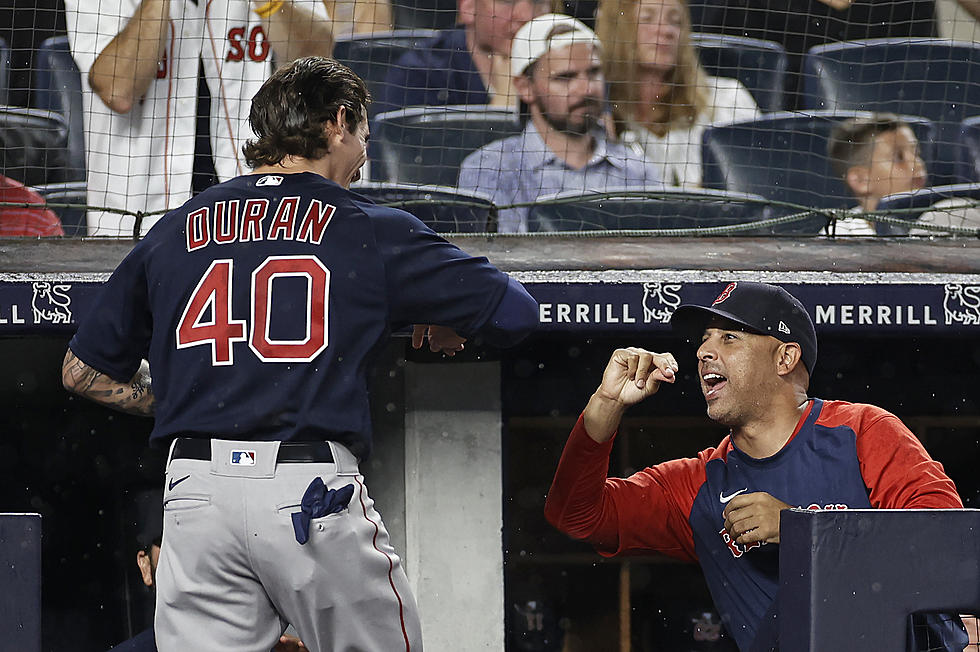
[
  {"xmin": 828, "ymin": 113, "xmax": 927, "ymax": 234},
  {"xmin": 828, "ymin": 113, "xmax": 980, "ymax": 235}
]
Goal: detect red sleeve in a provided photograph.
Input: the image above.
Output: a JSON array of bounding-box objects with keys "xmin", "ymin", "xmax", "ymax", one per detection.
[
  {"xmin": 544, "ymin": 412, "xmax": 706, "ymax": 562},
  {"xmin": 852, "ymin": 407, "xmax": 962, "ymax": 509}
]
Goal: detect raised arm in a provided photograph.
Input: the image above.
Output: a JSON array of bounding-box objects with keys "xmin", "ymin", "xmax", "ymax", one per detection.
[
  {"xmin": 62, "ymin": 349, "xmax": 155, "ymax": 417},
  {"xmin": 544, "ymin": 348, "xmax": 703, "ymax": 560},
  {"xmin": 258, "ymin": 0, "xmax": 335, "ymax": 63},
  {"xmin": 88, "ymin": 0, "xmax": 170, "ymax": 114}
]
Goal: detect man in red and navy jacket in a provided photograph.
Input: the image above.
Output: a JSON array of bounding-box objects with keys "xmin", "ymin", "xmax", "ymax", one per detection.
[{"xmin": 544, "ymin": 281, "xmax": 967, "ymax": 652}]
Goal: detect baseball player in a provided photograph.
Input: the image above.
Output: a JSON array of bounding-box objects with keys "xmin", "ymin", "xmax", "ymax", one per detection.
[
  {"xmin": 63, "ymin": 0, "xmax": 333, "ymax": 237},
  {"xmin": 62, "ymin": 57, "xmax": 538, "ymax": 652},
  {"xmin": 544, "ymin": 281, "xmax": 967, "ymax": 651}
]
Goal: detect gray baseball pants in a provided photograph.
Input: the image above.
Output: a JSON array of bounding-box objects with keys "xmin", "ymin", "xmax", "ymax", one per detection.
[{"xmin": 155, "ymin": 439, "xmax": 422, "ymax": 652}]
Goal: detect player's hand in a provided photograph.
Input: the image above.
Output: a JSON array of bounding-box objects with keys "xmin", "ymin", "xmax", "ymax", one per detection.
[
  {"xmin": 487, "ymin": 53, "xmax": 517, "ymax": 107},
  {"xmin": 582, "ymin": 348, "xmax": 678, "ymax": 443},
  {"xmin": 722, "ymin": 492, "xmax": 792, "ymax": 546},
  {"xmin": 597, "ymin": 347, "xmax": 678, "ymax": 407},
  {"xmin": 273, "ymin": 635, "xmax": 308, "ymax": 652},
  {"xmin": 411, "ymin": 324, "xmax": 466, "ymax": 356}
]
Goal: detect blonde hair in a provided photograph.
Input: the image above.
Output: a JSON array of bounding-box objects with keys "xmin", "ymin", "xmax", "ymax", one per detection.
[{"xmin": 597, "ymin": 0, "xmax": 709, "ymax": 137}]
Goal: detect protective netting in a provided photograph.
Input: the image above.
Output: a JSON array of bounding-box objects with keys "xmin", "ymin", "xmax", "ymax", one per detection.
[{"xmin": 2, "ymin": 0, "xmax": 980, "ymax": 238}]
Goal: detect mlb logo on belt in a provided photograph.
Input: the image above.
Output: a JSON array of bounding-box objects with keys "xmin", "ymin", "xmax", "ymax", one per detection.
[{"xmin": 231, "ymin": 450, "xmax": 256, "ymax": 466}]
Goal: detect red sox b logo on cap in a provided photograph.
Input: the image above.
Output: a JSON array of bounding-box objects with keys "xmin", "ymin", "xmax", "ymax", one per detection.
[{"xmin": 713, "ymin": 282, "xmax": 737, "ymax": 306}]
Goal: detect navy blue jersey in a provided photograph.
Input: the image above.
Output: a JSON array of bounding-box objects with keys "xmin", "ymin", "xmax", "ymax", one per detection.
[
  {"xmin": 69, "ymin": 172, "xmax": 533, "ymax": 459},
  {"xmin": 546, "ymin": 399, "xmax": 965, "ymax": 651}
]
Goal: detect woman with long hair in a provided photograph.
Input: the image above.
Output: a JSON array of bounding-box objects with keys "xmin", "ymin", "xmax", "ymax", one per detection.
[{"xmin": 597, "ymin": 0, "xmax": 760, "ymax": 186}]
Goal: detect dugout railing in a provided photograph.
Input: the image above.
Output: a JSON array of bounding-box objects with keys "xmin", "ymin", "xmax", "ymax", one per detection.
[
  {"xmin": 6, "ymin": 188, "xmax": 980, "ymax": 240},
  {"xmin": 779, "ymin": 508, "xmax": 980, "ymax": 651}
]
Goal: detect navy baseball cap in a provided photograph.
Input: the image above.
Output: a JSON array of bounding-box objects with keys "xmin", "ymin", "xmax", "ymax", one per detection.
[{"xmin": 670, "ymin": 281, "xmax": 817, "ymax": 374}]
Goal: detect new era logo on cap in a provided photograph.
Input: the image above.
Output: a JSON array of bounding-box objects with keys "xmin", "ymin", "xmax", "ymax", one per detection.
[
  {"xmin": 778, "ymin": 321, "xmax": 791, "ymax": 334},
  {"xmin": 231, "ymin": 450, "xmax": 256, "ymax": 465}
]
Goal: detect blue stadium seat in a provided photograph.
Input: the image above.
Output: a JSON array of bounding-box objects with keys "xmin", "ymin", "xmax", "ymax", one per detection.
[
  {"xmin": 33, "ymin": 36, "xmax": 86, "ymax": 183},
  {"xmin": 372, "ymin": 105, "xmax": 522, "ymax": 185},
  {"xmin": 391, "ymin": 0, "xmax": 457, "ymax": 30},
  {"xmin": 701, "ymin": 110, "xmax": 936, "ymax": 232},
  {"xmin": 332, "ymin": 30, "xmax": 439, "ymax": 117},
  {"xmin": 691, "ymin": 33, "xmax": 788, "ymax": 112},
  {"xmin": 802, "ymin": 38, "xmax": 980, "ymax": 184},
  {"xmin": 875, "ymin": 182, "xmax": 980, "ymax": 234},
  {"xmin": 0, "ymin": 36, "xmax": 11, "ymax": 107},
  {"xmin": 0, "ymin": 107, "xmax": 71, "ymax": 188},
  {"xmin": 526, "ymin": 187, "xmax": 773, "ymax": 233},
  {"xmin": 32, "ymin": 181, "xmax": 87, "ymax": 236},
  {"xmin": 350, "ymin": 182, "xmax": 495, "ymax": 232}
]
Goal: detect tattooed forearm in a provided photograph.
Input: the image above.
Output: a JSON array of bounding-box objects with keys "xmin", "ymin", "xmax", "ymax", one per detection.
[{"xmin": 62, "ymin": 350, "xmax": 155, "ymax": 417}]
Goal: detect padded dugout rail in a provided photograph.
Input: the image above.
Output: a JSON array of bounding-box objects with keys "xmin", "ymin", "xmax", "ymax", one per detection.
[{"xmin": 779, "ymin": 508, "xmax": 980, "ymax": 651}]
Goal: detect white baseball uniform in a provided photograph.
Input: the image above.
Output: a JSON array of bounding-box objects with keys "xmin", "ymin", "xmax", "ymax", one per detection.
[{"xmin": 64, "ymin": 0, "xmax": 329, "ymax": 236}]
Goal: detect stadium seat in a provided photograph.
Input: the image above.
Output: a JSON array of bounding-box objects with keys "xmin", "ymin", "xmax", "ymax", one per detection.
[
  {"xmin": 332, "ymin": 30, "xmax": 439, "ymax": 117},
  {"xmin": 350, "ymin": 182, "xmax": 495, "ymax": 232},
  {"xmin": 391, "ymin": 0, "xmax": 457, "ymax": 30},
  {"xmin": 802, "ymin": 38, "xmax": 980, "ymax": 184},
  {"xmin": 0, "ymin": 37, "xmax": 10, "ymax": 107},
  {"xmin": 32, "ymin": 181, "xmax": 87, "ymax": 236},
  {"xmin": 372, "ymin": 105, "xmax": 523, "ymax": 186},
  {"xmin": 526, "ymin": 187, "xmax": 774, "ymax": 233},
  {"xmin": 701, "ymin": 110, "xmax": 936, "ymax": 233},
  {"xmin": 691, "ymin": 33, "xmax": 788, "ymax": 112},
  {"xmin": 874, "ymin": 183, "xmax": 980, "ymax": 235},
  {"xmin": 33, "ymin": 36, "xmax": 86, "ymax": 183},
  {"xmin": 0, "ymin": 107, "xmax": 71, "ymax": 188}
]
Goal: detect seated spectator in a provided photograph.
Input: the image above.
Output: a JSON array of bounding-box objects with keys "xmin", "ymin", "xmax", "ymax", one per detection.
[
  {"xmin": 376, "ymin": 0, "xmax": 555, "ymax": 114},
  {"xmin": 598, "ymin": 0, "xmax": 760, "ymax": 187},
  {"xmin": 0, "ymin": 175, "xmax": 64, "ymax": 237},
  {"xmin": 828, "ymin": 113, "xmax": 927, "ymax": 235},
  {"xmin": 829, "ymin": 113, "xmax": 980, "ymax": 235},
  {"xmin": 458, "ymin": 14, "xmax": 662, "ymax": 233}
]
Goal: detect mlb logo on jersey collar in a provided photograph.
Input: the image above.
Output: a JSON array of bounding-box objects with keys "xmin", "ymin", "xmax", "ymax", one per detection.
[
  {"xmin": 256, "ymin": 175, "xmax": 283, "ymax": 187},
  {"xmin": 231, "ymin": 450, "xmax": 257, "ymax": 466}
]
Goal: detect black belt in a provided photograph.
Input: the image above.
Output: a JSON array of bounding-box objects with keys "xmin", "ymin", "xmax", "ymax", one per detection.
[{"xmin": 171, "ymin": 438, "xmax": 334, "ymax": 463}]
